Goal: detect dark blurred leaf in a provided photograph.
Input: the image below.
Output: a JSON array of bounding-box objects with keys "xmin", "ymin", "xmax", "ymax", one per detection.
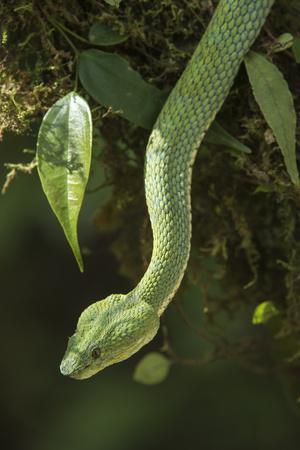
[
  {"xmin": 133, "ymin": 352, "xmax": 171, "ymax": 385},
  {"xmin": 88, "ymin": 23, "xmax": 127, "ymax": 46},
  {"xmin": 292, "ymin": 37, "xmax": 300, "ymax": 63},
  {"xmin": 245, "ymin": 51, "xmax": 298, "ymax": 185},
  {"xmin": 252, "ymin": 301, "xmax": 280, "ymax": 325},
  {"xmin": 37, "ymin": 92, "xmax": 92, "ymax": 272},
  {"xmin": 206, "ymin": 122, "xmax": 251, "ymax": 154},
  {"xmin": 79, "ymin": 49, "xmax": 166, "ymax": 129}
]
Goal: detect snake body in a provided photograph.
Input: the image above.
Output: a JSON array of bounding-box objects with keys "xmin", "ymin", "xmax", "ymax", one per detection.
[{"xmin": 61, "ymin": 0, "xmax": 275, "ymax": 379}]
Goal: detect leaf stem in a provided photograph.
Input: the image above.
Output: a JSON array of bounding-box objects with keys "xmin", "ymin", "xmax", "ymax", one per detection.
[
  {"xmin": 40, "ymin": 9, "xmax": 79, "ymax": 56},
  {"xmin": 40, "ymin": 9, "xmax": 79, "ymax": 90},
  {"xmin": 53, "ymin": 20, "xmax": 79, "ymax": 56},
  {"xmin": 53, "ymin": 22, "xmax": 79, "ymax": 90},
  {"xmin": 50, "ymin": 20, "xmax": 91, "ymax": 45}
]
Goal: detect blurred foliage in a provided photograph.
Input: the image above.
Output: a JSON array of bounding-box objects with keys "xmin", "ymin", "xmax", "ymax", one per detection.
[
  {"xmin": 1, "ymin": 135, "xmax": 300, "ymax": 450},
  {"xmin": 1, "ymin": 0, "xmax": 300, "ymax": 448},
  {"xmin": 133, "ymin": 352, "xmax": 171, "ymax": 385}
]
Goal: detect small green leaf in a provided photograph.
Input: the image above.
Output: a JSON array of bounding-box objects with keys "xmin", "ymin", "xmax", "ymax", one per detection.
[
  {"xmin": 133, "ymin": 352, "xmax": 171, "ymax": 385},
  {"xmin": 253, "ymin": 184, "xmax": 275, "ymax": 194},
  {"xmin": 205, "ymin": 122, "xmax": 252, "ymax": 154},
  {"xmin": 252, "ymin": 301, "xmax": 280, "ymax": 325},
  {"xmin": 78, "ymin": 49, "xmax": 167, "ymax": 129},
  {"xmin": 37, "ymin": 92, "xmax": 92, "ymax": 272},
  {"xmin": 271, "ymin": 33, "xmax": 294, "ymax": 53},
  {"xmin": 292, "ymin": 37, "xmax": 300, "ymax": 63},
  {"xmin": 88, "ymin": 23, "xmax": 127, "ymax": 46},
  {"xmin": 104, "ymin": 0, "xmax": 121, "ymax": 6},
  {"xmin": 245, "ymin": 51, "xmax": 298, "ymax": 185}
]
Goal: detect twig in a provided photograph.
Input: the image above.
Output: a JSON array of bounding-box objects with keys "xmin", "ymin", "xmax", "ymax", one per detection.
[
  {"xmin": 175, "ymin": 299, "xmax": 221, "ymax": 346},
  {"xmin": 86, "ymin": 180, "xmax": 114, "ymax": 194},
  {"xmin": 1, "ymin": 158, "xmax": 37, "ymax": 194}
]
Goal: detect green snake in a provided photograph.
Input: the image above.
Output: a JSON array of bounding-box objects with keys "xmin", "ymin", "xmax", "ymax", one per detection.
[{"xmin": 60, "ymin": 0, "xmax": 275, "ymax": 379}]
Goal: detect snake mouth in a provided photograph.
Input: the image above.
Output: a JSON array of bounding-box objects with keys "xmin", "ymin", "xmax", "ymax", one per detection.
[
  {"xmin": 60, "ymin": 356, "xmax": 90, "ymax": 379},
  {"xmin": 60, "ymin": 362, "xmax": 92, "ymax": 380},
  {"xmin": 60, "ymin": 355, "xmax": 107, "ymax": 380},
  {"xmin": 69, "ymin": 363, "xmax": 107, "ymax": 380},
  {"xmin": 67, "ymin": 368, "xmax": 90, "ymax": 380}
]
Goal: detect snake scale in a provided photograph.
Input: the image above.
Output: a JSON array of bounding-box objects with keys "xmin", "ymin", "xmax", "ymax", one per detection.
[{"xmin": 60, "ymin": 0, "xmax": 275, "ymax": 379}]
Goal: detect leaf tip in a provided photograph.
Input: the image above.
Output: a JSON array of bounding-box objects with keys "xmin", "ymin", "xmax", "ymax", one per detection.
[{"xmin": 70, "ymin": 239, "xmax": 85, "ymax": 272}]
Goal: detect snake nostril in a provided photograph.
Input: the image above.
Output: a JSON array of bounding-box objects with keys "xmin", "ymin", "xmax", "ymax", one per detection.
[{"xmin": 60, "ymin": 355, "xmax": 78, "ymax": 376}]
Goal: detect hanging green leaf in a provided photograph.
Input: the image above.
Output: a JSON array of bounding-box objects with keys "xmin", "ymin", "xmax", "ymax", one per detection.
[
  {"xmin": 78, "ymin": 49, "xmax": 167, "ymax": 129},
  {"xmin": 133, "ymin": 352, "xmax": 171, "ymax": 385},
  {"xmin": 245, "ymin": 51, "xmax": 298, "ymax": 185},
  {"xmin": 252, "ymin": 301, "xmax": 280, "ymax": 325},
  {"xmin": 205, "ymin": 122, "xmax": 252, "ymax": 154},
  {"xmin": 292, "ymin": 37, "xmax": 300, "ymax": 63},
  {"xmin": 88, "ymin": 23, "xmax": 127, "ymax": 46},
  {"xmin": 37, "ymin": 92, "xmax": 92, "ymax": 272}
]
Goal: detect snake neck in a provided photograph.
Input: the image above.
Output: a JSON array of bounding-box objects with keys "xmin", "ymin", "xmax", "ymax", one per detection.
[
  {"xmin": 131, "ymin": 0, "xmax": 275, "ymax": 317},
  {"xmin": 131, "ymin": 131, "xmax": 200, "ymax": 316}
]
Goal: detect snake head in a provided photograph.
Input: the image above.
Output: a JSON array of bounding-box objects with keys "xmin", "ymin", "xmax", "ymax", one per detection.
[{"xmin": 60, "ymin": 294, "xmax": 159, "ymax": 380}]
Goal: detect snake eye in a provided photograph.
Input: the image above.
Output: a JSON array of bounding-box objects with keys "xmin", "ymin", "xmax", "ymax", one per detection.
[{"xmin": 91, "ymin": 347, "xmax": 101, "ymax": 359}]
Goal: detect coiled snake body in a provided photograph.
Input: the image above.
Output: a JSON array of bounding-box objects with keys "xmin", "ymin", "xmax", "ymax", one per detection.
[{"xmin": 61, "ymin": 0, "xmax": 275, "ymax": 379}]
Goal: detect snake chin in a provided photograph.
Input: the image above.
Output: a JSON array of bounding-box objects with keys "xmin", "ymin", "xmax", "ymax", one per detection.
[{"xmin": 60, "ymin": 293, "xmax": 160, "ymax": 379}]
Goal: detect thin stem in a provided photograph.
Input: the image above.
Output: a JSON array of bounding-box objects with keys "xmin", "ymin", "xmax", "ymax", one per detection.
[
  {"xmin": 40, "ymin": 9, "xmax": 78, "ymax": 56},
  {"xmin": 40, "ymin": 9, "xmax": 79, "ymax": 90},
  {"xmin": 86, "ymin": 180, "xmax": 114, "ymax": 194},
  {"xmin": 53, "ymin": 21, "xmax": 79, "ymax": 56},
  {"xmin": 175, "ymin": 299, "xmax": 220, "ymax": 346},
  {"xmin": 53, "ymin": 22, "xmax": 79, "ymax": 91},
  {"xmin": 50, "ymin": 20, "xmax": 91, "ymax": 45},
  {"xmin": 74, "ymin": 55, "xmax": 79, "ymax": 91}
]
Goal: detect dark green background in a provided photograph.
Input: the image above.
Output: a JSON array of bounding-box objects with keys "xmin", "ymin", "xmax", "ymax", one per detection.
[{"xmin": 1, "ymin": 133, "xmax": 300, "ymax": 450}]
